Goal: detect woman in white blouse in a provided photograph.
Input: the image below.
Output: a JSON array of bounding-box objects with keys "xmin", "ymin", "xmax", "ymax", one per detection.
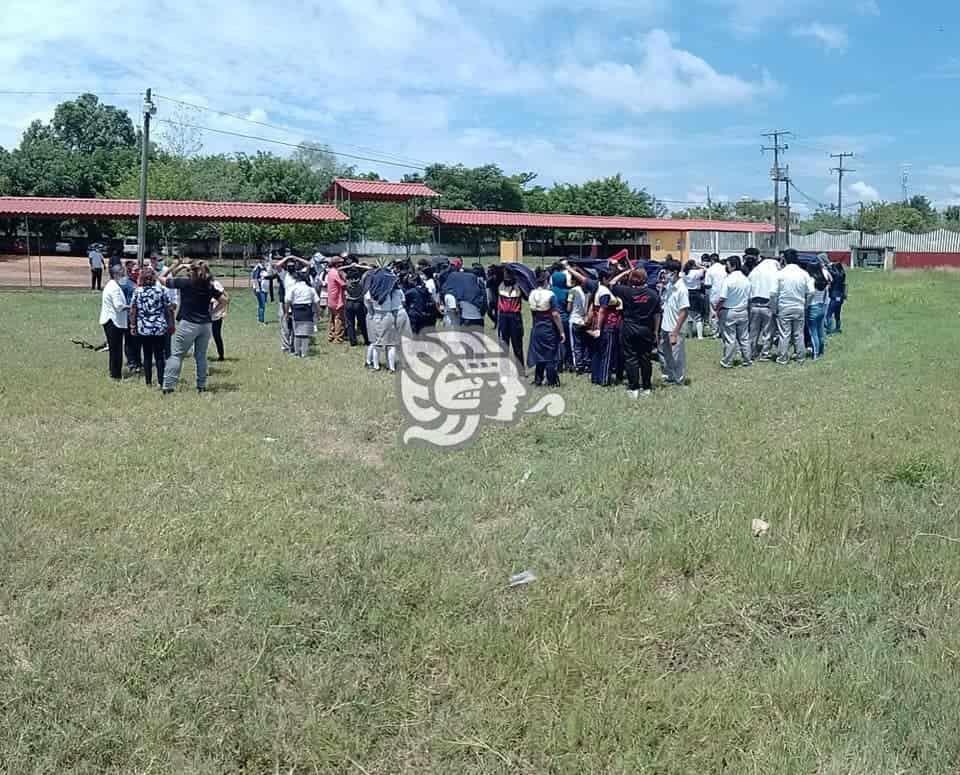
[{"xmin": 98, "ymin": 264, "xmax": 129, "ymax": 380}]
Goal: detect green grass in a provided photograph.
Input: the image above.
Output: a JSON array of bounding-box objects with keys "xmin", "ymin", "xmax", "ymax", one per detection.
[{"xmin": 2, "ymin": 271, "xmax": 960, "ymax": 773}]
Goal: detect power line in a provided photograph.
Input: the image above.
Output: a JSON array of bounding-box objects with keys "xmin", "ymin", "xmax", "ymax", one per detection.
[
  {"xmin": 154, "ymin": 93, "xmax": 431, "ymax": 168},
  {"xmin": 0, "ymin": 90, "xmax": 143, "ymax": 96},
  {"xmin": 789, "ymin": 180, "xmax": 830, "ymax": 210},
  {"xmin": 153, "ymin": 118, "xmax": 425, "ymax": 171}
]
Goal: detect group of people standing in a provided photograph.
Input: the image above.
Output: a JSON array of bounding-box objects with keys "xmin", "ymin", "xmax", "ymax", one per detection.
[
  {"xmin": 683, "ymin": 247, "xmax": 847, "ymax": 368},
  {"xmin": 242, "ymin": 245, "xmax": 848, "ymax": 399},
  {"xmin": 253, "ymin": 251, "xmax": 413, "ymax": 372},
  {"xmin": 97, "ymin": 254, "xmax": 229, "ymax": 393}
]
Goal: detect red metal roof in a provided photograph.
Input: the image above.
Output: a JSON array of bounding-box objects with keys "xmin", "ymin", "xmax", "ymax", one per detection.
[
  {"xmin": 419, "ymin": 209, "xmax": 775, "ymax": 233},
  {"xmin": 0, "ymin": 197, "xmax": 348, "ymax": 223},
  {"xmin": 325, "ymin": 178, "xmax": 438, "ymax": 202}
]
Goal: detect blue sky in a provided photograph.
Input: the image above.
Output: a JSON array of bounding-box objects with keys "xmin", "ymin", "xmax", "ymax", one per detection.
[{"xmin": 1, "ymin": 0, "xmax": 958, "ymax": 213}]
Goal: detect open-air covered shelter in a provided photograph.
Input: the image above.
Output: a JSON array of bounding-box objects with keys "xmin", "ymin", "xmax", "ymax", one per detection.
[
  {"xmin": 0, "ymin": 196, "xmax": 349, "ymax": 288},
  {"xmin": 417, "ymin": 208, "xmax": 776, "ymax": 263}
]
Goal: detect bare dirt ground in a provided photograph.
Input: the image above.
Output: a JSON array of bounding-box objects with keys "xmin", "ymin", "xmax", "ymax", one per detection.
[{"xmin": 0, "ymin": 254, "xmax": 252, "ymax": 289}]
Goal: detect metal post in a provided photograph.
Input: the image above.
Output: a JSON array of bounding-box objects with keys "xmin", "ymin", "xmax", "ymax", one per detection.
[
  {"xmin": 784, "ymin": 166, "xmax": 792, "ymax": 248},
  {"xmin": 24, "ymin": 216, "xmax": 32, "ymax": 288},
  {"xmin": 137, "ymin": 88, "xmax": 156, "ymax": 268}
]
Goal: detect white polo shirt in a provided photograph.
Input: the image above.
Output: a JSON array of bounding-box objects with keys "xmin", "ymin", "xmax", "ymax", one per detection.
[
  {"xmin": 778, "ymin": 264, "xmax": 815, "ymax": 310},
  {"xmin": 719, "ymin": 271, "xmax": 751, "ymax": 314},
  {"xmin": 749, "ymin": 259, "xmax": 780, "ymax": 301},
  {"xmin": 706, "ymin": 262, "xmax": 727, "ymax": 304},
  {"xmin": 661, "ymin": 278, "xmax": 690, "ymax": 332}
]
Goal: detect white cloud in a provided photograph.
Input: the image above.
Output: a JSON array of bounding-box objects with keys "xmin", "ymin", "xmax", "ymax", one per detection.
[
  {"xmin": 792, "ymin": 22, "xmax": 849, "ymax": 51},
  {"xmin": 849, "ymin": 181, "xmax": 880, "ymax": 202},
  {"xmin": 555, "ymin": 29, "xmax": 776, "ymax": 113},
  {"xmin": 832, "ymin": 92, "xmax": 877, "ymax": 106}
]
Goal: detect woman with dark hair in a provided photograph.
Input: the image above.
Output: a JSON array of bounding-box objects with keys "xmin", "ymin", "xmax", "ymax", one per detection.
[
  {"xmin": 527, "ymin": 271, "xmax": 566, "ymax": 387},
  {"xmin": 826, "ymin": 262, "xmax": 847, "ymax": 334},
  {"xmin": 806, "ymin": 255, "xmax": 831, "ymax": 359},
  {"xmin": 610, "ymin": 267, "xmax": 660, "ymax": 397},
  {"xmin": 210, "ymin": 278, "xmax": 230, "ymax": 361},
  {"xmin": 682, "ymin": 259, "xmax": 707, "ymax": 339},
  {"xmin": 130, "ymin": 266, "xmax": 174, "ymax": 387},
  {"xmin": 285, "ymin": 269, "xmax": 320, "ymax": 358},
  {"xmin": 588, "ymin": 268, "xmax": 624, "ymax": 387},
  {"xmin": 98, "ymin": 263, "xmax": 129, "ymax": 381},
  {"xmin": 364, "ymin": 267, "xmax": 409, "ymax": 372},
  {"xmin": 159, "ymin": 260, "xmax": 225, "ymax": 393}
]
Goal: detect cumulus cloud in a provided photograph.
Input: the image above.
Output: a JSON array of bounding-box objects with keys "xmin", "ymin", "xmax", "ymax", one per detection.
[
  {"xmin": 792, "ymin": 22, "xmax": 849, "ymax": 51},
  {"xmin": 555, "ymin": 29, "xmax": 776, "ymax": 113},
  {"xmin": 849, "ymin": 181, "xmax": 880, "ymax": 202}
]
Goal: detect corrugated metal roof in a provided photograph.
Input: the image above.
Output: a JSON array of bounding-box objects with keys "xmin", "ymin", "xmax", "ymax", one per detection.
[
  {"xmin": 791, "ymin": 228, "xmax": 960, "ymax": 252},
  {"xmin": 419, "ymin": 209, "xmax": 775, "ymax": 233},
  {"xmin": 0, "ymin": 197, "xmax": 348, "ymax": 223},
  {"xmin": 325, "ymin": 178, "xmax": 438, "ymax": 202}
]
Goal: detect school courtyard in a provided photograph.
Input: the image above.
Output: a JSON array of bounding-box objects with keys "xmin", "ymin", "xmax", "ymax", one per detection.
[{"xmin": 3, "ymin": 269, "xmax": 960, "ymax": 773}]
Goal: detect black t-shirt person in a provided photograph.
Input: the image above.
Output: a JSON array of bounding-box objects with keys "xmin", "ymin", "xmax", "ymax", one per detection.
[
  {"xmin": 612, "ymin": 283, "xmax": 661, "ymax": 337},
  {"xmin": 169, "ymin": 277, "xmax": 223, "ymax": 324}
]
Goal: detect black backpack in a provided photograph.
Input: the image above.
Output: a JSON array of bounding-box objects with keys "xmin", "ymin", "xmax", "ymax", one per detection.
[{"xmin": 345, "ymin": 268, "xmax": 364, "ymax": 301}]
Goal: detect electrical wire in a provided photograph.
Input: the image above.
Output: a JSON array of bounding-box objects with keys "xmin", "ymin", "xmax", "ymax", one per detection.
[
  {"xmin": 0, "ymin": 90, "xmax": 143, "ymax": 97},
  {"xmin": 154, "ymin": 93, "xmax": 431, "ymax": 168},
  {"xmin": 153, "ymin": 118, "xmax": 426, "ymax": 171},
  {"xmin": 789, "ymin": 180, "xmax": 831, "ymax": 210}
]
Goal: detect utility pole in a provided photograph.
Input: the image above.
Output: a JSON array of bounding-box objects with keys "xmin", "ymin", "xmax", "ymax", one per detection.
[
  {"xmin": 762, "ymin": 130, "xmax": 791, "ymax": 252},
  {"xmin": 137, "ymin": 88, "xmax": 157, "ymax": 268},
  {"xmin": 784, "ymin": 165, "xmax": 791, "ymax": 247},
  {"xmin": 830, "ymin": 152, "xmax": 855, "ymax": 219},
  {"xmin": 706, "ymin": 185, "xmax": 712, "ymax": 210}
]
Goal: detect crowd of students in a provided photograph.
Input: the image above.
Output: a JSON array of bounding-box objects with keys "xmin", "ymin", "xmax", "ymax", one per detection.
[
  {"xmin": 95, "ymin": 244, "xmax": 847, "ymax": 398},
  {"xmin": 252, "ymin": 246, "xmax": 847, "ymax": 398},
  {"xmin": 96, "ymin": 253, "xmax": 229, "ymax": 393}
]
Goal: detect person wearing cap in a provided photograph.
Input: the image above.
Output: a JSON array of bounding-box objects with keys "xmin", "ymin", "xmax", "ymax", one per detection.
[{"xmin": 326, "ymin": 254, "xmax": 347, "ymax": 344}]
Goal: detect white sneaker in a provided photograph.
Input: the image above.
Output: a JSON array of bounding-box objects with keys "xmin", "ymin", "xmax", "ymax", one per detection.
[
  {"xmin": 628, "ymin": 389, "xmax": 640, "ymax": 399},
  {"xmin": 641, "ymin": 390, "xmax": 652, "ymax": 398}
]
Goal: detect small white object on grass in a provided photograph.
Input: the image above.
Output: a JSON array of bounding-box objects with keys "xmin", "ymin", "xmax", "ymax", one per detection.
[
  {"xmin": 752, "ymin": 519, "xmax": 770, "ymax": 538},
  {"xmin": 509, "ymin": 571, "xmax": 537, "ymax": 587},
  {"xmin": 264, "ymin": 437, "xmax": 278, "ymax": 443}
]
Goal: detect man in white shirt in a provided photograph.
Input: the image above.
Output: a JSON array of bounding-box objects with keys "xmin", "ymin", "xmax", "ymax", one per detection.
[
  {"xmin": 747, "ymin": 248, "xmax": 780, "ymax": 361},
  {"xmin": 717, "ymin": 256, "xmax": 753, "ymax": 368},
  {"xmin": 705, "ymin": 255, "xmax": 727, "ymax": 338},
  {"xmin": 776, "ymin": 250, "xmax": 815, "ymax": 364},
  {"xmin": 98, "ymin": 264, "xmax": 129, "ymax": 380},
  {"xmin": 658, "ymin": 259, "xmax": 690, "ymax": 385}
]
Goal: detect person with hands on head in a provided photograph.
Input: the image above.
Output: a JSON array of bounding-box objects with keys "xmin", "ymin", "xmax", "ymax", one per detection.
[
  {"xmin": 609, "ymin": 266, "xmax": 661, "ymax": 398},
  {"xmin": 284, "ymin": 268, "xmax": 321, "ymax": 358},
  {"xmin": 130, "ymin": 265, "xmax": 174, "ymax": 387},
  {"xmin": 273, "ymin": 254, "xmax": 310, "ymax": 354},
  {"xmin": 158, "ymin": 259, "xmax": 225, "ymax": 394},
  {"xmin": 561, "ymin": 260, "xmax": 599, "ymax": 375}
]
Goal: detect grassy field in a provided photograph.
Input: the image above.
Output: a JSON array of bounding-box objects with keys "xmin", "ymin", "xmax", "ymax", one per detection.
[{"xmin": 2, "ymin": 271, "xmax": 960, "ymax": 774}]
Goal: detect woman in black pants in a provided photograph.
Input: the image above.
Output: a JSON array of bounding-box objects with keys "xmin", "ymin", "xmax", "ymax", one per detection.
[
  {"xmin": 130, "ymin": 266, "xmax": 174, "ymax": 387},
  {"xmin": 209, "ymin": 280, "xmax": 230, "ymax": 360},
  {"xmin": 97, "ymin": 264, "xmax": 129, "ymax": 380}
]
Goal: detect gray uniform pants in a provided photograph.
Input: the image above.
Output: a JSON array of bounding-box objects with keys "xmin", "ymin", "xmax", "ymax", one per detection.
[
  {"xmin": 777, "ymin": 308, "xmax": 806, "ymax": 362},
  {"xmin": 749, "ymin": 304, "xmax": 774, "ymax": 359},
  {"xmin": 659, "ymin": 331, "xmax": 686, "ymax": 384},
  {"xmin": 163, "ymin": 320, "xmax": 212, "ymax": 390},
  {"xmin": 722, "ymin": 308, "xmax": 752, "ymax": 367},
  {"xmin": 280, "ymin": 310, "xmax": 293, "ymax": 353}
]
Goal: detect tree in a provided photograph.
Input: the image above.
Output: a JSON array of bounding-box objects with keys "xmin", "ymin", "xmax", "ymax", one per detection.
[
  {"xmin": 671, "ymin": 203, "xmax": 735, "ymax": 220},
  {"xmin": 798, "ymin": 208, "xmax": 851, "ymax": 234},
  {"xmin": 858, "ymin": 202, "xmax": 930, "ymax": 234},
  {"xmin": 158, "ymin": 105, "xmax": 204, "ymax": 159},
  {"xmin": 908, "ymin": 195, "xmax": 937, "ymax": 227},
  {"xmin": 51, "ymin": 93, "xmax": 137, "ymax": 154},
  {"xmin": 424, "ymin": 164, "xmax": 526, "ymax": 212},
  {"xmin": 943, "ymin": 205, "xmax": 960, "ymax": 231}
]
